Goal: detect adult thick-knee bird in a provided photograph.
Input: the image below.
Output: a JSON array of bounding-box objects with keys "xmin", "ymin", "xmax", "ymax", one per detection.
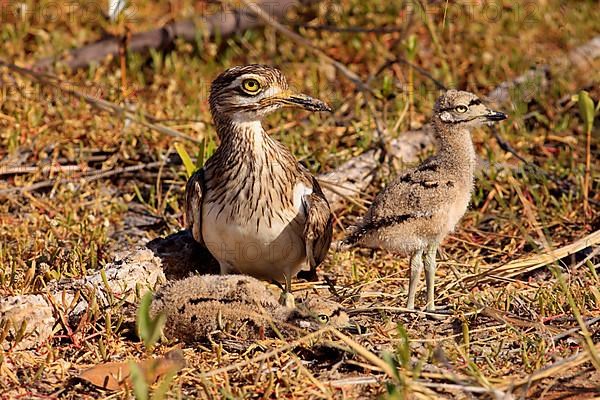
[
  {"xmin": 342, "ymin": 90, "xmax": 507, "ymax": 312},
  {"xmin": 185, "ymin": 65, "xmax": 333, "ymax": 306}
]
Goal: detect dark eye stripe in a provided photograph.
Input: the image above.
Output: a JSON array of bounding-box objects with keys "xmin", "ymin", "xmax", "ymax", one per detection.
[
  {"xmin": 468, "ymin": 99, "xmax": 482, "ymax": 106},
  {"xmin": 445, "ymin": 116, "xmax": 479, "ymax": 124},
  {"xmin": 235, "ymin": 87, "xmax": 255, "ymax": 97}
]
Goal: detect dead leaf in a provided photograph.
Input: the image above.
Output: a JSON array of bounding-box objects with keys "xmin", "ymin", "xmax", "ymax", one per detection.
[{"xmin": 78, "ymin": 349, "xmax": 185, "ymax": 391}]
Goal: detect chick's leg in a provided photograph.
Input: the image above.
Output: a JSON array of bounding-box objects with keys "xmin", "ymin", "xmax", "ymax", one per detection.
[
  {"xmin": 406, "ymin": 250, "xmax": 424, "ymax": 310},
  {"xmin": 424, "ymin": 243, "xmax": 438, "ymax": 312},
  {"xmin": 279, "ymin": 274, "xmax": 295, "ymax": 308}
]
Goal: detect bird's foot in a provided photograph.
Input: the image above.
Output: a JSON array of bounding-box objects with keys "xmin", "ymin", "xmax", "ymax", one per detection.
[
  {"xmin": 423, "ymin": 305, "xmax": 452, "ymax": 320},
  {"xmin": 296, "ymin": 269, "xmax": 318, "ymax": 282},
  {"xmin": 279, "ymin": 292, "xmax": 295, "ymax": 308},
  {"xmin": 424, "ymin": 303, "xmax": 450, "ymax": 312}
]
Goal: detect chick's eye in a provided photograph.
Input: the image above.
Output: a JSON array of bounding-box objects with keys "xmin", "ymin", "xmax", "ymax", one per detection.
[
  {"xmin": 317, "ymin": 314, "xmax": 330, "ymax": 323},
  {"xmin": 242, "ymin": 79, "xmax": 260, "ymax": 93},
  {"xmin": 455, "ymin": 105, "xmax": 468, "ymax": 113}
]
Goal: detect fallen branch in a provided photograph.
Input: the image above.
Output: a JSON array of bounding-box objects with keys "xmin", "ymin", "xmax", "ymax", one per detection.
[{"xmin": 33, "ymin": 0, "xmax": 313, "ymax": 71}]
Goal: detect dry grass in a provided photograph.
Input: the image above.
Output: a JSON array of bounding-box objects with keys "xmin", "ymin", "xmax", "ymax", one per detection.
[{"xmin": 1, "ymin": 0, "xmax": 599, "ymax": 398}]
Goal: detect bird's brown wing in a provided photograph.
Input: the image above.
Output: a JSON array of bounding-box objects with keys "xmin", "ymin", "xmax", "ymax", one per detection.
[
  {"xmin": 368, "ymin": 160, "xmax": 457, "ymax": 220},
  {"xmin": 343, "ymin": 160, "xmax": 459, "ymax": 246},
  {"xmin": 301, "ymin": 177, "xmax": 333, "ymax": 280},
  {"xmin": 185, "ymin": 168, "xmax": 206, "ymax": 246}
]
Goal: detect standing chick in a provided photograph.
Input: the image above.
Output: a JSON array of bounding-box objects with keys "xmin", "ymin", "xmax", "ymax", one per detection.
[
  {"xmin": 343, "ymin": 90, "xmax": 507, "ymax": 311},
  {"xmin": 185, "ymin": 65, "xmax": 333, "ymax": 306}
]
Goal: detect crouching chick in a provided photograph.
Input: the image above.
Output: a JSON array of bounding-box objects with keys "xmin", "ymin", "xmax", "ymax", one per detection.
[{"xmin": 150, "ymin": 275, "xmax": 348, "ymax": 343}]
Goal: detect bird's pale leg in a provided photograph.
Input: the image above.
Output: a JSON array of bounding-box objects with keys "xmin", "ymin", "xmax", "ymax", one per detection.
[
  {"xmin": 219, "ymin": 262, "xmax": 235, "ymax": 275},
  {"xmin": 279, "ymin": 274, "xmax": 295, "ymax": 308},
  {"xmin": 406, "ymin": 250, "xmax": 424, "ymax": 310},
  {"xmin": 424, "ymin": 244, "xmax": 438, "ymax": 312}
]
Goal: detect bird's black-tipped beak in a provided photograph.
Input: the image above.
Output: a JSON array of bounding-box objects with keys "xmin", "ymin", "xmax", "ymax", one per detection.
[
  {"xmin": 485, "ymin": 110, "xmax": 507, "ymax": 121},
  {"xmin": 283, "ymin": 93, "xmax": 332, "ymax": 112}
]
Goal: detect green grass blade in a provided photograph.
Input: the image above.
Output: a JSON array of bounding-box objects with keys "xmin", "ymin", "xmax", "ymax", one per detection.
[{"xmin": 174, "ymin": 143, "xmax": 197, "ymax": 178}]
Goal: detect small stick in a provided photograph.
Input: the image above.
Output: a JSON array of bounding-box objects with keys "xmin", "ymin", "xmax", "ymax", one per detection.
[
  {"xmin": 371, "ymin": 56, "xmax": 447, "ymax": 90},
  {"xmin": 119, "ymin": 30, "xmax": 128, "ymax": 101},
  {"xmin": 0, "ymin": 164, "xmax": 82, "ymax": 176},
  {"xmin": 552, "ymin": 315, "xmax": 600, "ymax": 342},
  {"xmin": 583, "ymin": 113, "xmax": 592, "ymax": 217},
  {"xmin": 0, "ymin": 160, "xmax": 167, "ymax": 196},
  {"xmin": 297, "ymin": 24, "xmax": 405, "ymax": 34}
]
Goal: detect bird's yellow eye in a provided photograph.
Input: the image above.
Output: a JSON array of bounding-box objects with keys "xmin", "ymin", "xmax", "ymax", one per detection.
[
  {"xmin": 242, "ymin": 78, "xmax": 261, "ymax": 93},
  {"xmin": 455, "ymin": 105, "xmax": 468, "ymax": 113},
  {"xmin": 317, "ymin": 314, "xmax": 330, "ymax": 324}
]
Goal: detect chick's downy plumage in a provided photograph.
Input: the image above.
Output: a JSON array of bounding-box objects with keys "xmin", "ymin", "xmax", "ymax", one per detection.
[
  {"xmin": 150, "ymin": 275, "xmax": 348, "ymax": 343},
  {"xmin": 343, "ymin": 90, "xmax": 507, "ymax": 311}
]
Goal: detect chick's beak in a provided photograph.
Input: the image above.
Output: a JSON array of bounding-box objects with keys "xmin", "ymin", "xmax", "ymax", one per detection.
[
  {"xmin": 485, "ymin": 109, "xmax": 507, "ymax": 121},
  {"xmin": 280, "ymin": 92, "xmax": 332, "ymax": 112}
]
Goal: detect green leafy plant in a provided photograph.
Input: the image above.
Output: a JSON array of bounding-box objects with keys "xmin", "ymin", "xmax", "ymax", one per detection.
[
  {"xmin": 379, "ymin": 324, "xmax": 414, "ymax": 399},
  {"xmin": 175, "ymin": 139, "xmax": 215, "ymax": 179},
  {"xmin": 395, "ymin": 324, "xmax": 411, "ymax": 369},
  {"xmin": 577, "ymin": 90, "xmax": 598, "ymax": 216},
  {"xmin": 174, "ymin": 143, "xmax": 197, "ymax": 179},
  {"xmin": 578, "ymin": 90, "xmax": 596, "ymax": 133},
  {"xmin": 129, "ymin": 293, "xmax": 178, "ymax": 400},
  {"xmin": 129, "ymin": 361, "xmax": 149, "ymax": 400},
  {"xmin": 136, "ymin": 291, "xmax": 166, "ymax": 351},
  {"xmin": 127, "ymin": 359, "xmax": 180, "ymax": 400}
]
